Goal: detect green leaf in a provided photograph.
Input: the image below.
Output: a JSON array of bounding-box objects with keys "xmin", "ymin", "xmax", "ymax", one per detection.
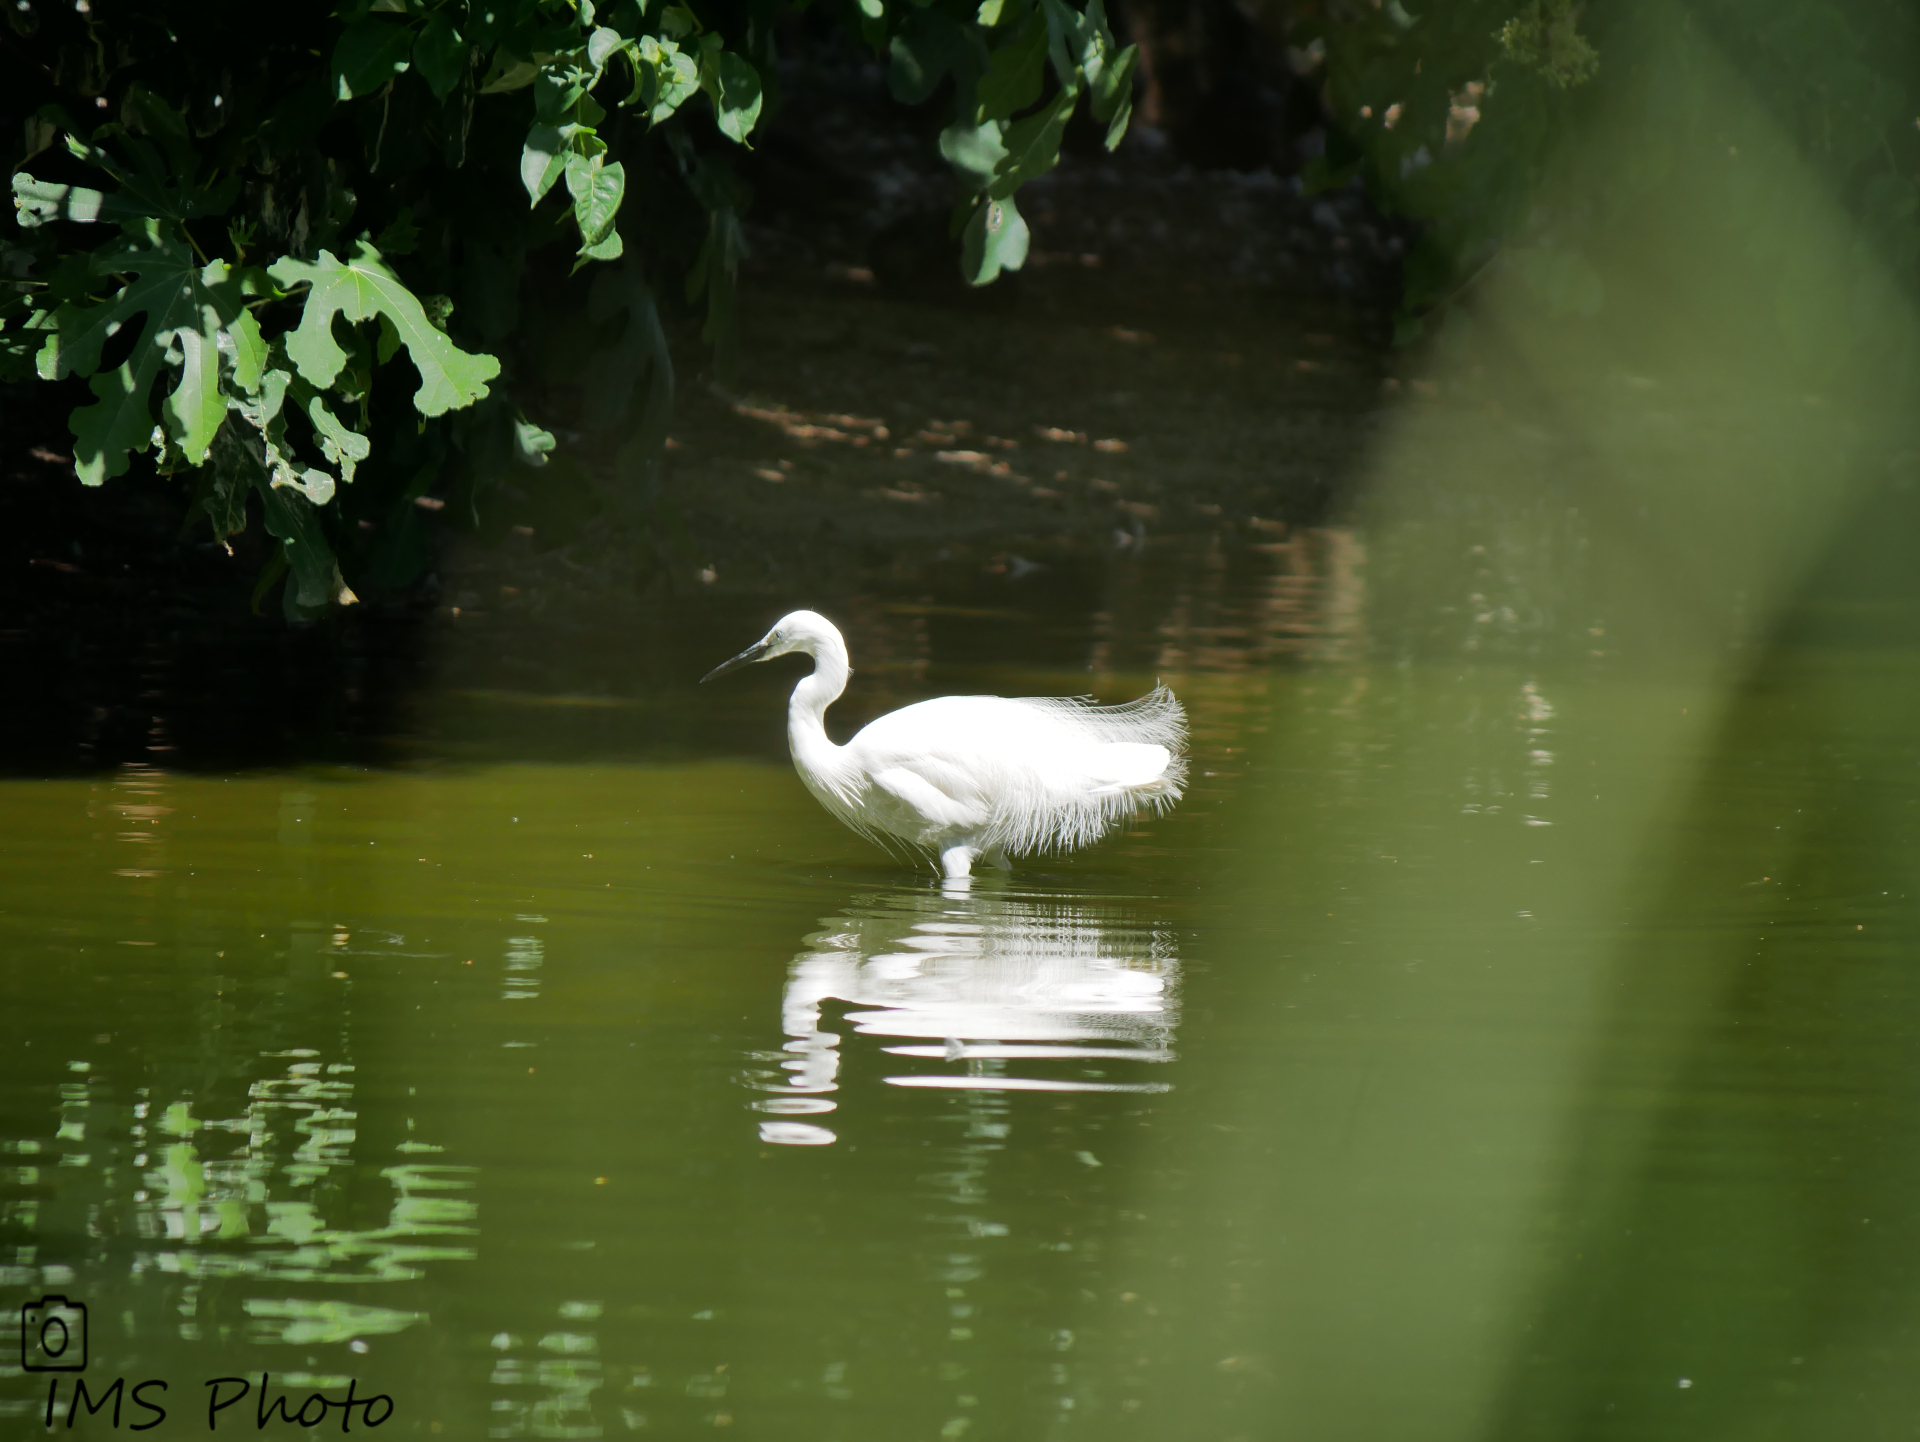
[
  {"xmin": 976, "ymin": 17, "xmax": 1047, "ymax": 121},
  {"xmin": 376, "ymin": 311, "xmax": 402, "ymax": 364},
  {"xmin": 256, "ymin": 476, "xmax": 352, "ymax": 615},
  {"xmin": 637, "ymin": 38, "xmax": 701, "ymax": 122},
  {"xmin": 889, "ymin": 9, "xmax": 977, "ymax": 105},
  {"xmin": 578, "ymin": 228, "xmax": 624, "ymax": 266},
  {"xmin": 22, "ymin": 103, "xmax": 74, "ymax": 166},
  {"xmin": 120, "ymin": 85, "xmax": 199, "ymax": 181},
  {"xmin": 374, "ymin": 207, "xmax": 420, "ymax": 254},
  {"xmin": 1090, "ymin": 41, "xmax": 1136, "ymax": 124},
  {"xmin": 14, "ymin": 159, "xmax": 238, "ymax": 229},
  {"xmin": 1038, "ymin": 0, "xmax": 1086, "ymax": 93},
  {"xmin": 226, "ymin": 362, "xmax": 355, "ymax": 517},
  {"xmin": 53, "ymin": 231, "xmax": 245, "ymax": 483},
  {"xmin": 0, "ymin": 335, "xmax": 35, "ymax": 386},
  {"xmin": 39, "ymin": 91, "xmax": 233, "ymax": 233},
  {"xmin": 34, "ymin": 302, "xmax": 107, "ymax": 382},
  {"xmin": 989, "ymin": 91, "xmax": 1075, "ymax": 197},
  {"xmin": 521, "ymin": 124, "xmax": 568, "ymax": 205},
  {"xmin": 480, "ymin": 52, "xmax": 539, "ymax": 94},
  {"xmin": 413, "ymin": 12, "xmax": 468, "ymax": 100},
  {"xmin": 1074, "ymin": 0, "xmax": 1119, "ymax": 90},
  {"xmin": 332, "ymin": 17, "xmax": 415, "ymax": 100},
  {"xmin": 714, "ymin": 53, "xmax": 764, "ymax": 144},
  {"xmin": 512, "ymin": 414, "xmax": 556, "ymax": 467},
  {"xmin": 37, "ymin": 252, "xmax": 98, "ymax": 308},
  {"xmin": 940, "ymin": 120, "xmax": 1009, "ymax": 186},
  {"xmin": 221, "ymin": 361, "xmax": 364, "ymax": 573},
  {"xmin": 961, "ymin": 192, "xmax": 1030, "ymax": 285},
  {"xmin": 164, "ymin": 290, "xmax": 229, "ymax": 465},
  {"xmin": 587, "ymin": 25, "xmax": 626, "ymax": 72},
  {"xmin": 533, "ymin": 67, "xmax": 588, "ymax": 124},
  {"xmin": 564, "ymin": 150, "xmax": 598, "ymax": 205},
  {"xmin": 12, "ymin": 175, "xmax": 143, "ymax": 228},
  {"xmin": 226, "ymin": 309, "xmax": 269, "ymax": 392},
  {"xmin": 570, "ymin": 159, "xmax": 625, "ymax": 251},
  {"xmin": 203, "ymin": 423, "xmax": 253, "ymax": 544},
  {"xmin": 293, "ymin": 380, "xmax": 373, "ymax": 485},
  {"xmin": 225, "ymin": 362, "xmax": 298, "ymax": 488},
  {"xmin": 278, "ymin": 467, "xmax": 337, "ymax": 507},
  {"xmin": 267, "ymin": 243, "xmax": 501, "ymax": 417}
]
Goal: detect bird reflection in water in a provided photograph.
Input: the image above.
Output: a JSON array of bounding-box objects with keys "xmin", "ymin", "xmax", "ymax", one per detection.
[{"xmin": 747, "ymin": 884, "xmax": 1178, "ymax": 1145}]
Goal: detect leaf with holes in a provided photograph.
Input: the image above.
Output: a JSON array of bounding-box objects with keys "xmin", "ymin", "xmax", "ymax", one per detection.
[
  {"xmin": 266, "ymin": 243, "xmax": 500, "ymax": 416},
  {"xmin": 291, "ymin": 376, "xmax": 372, "ymax": 486},
  {"xmin": 257, "ymin": 472, "xmax": 355, "ymax": 615},
  {"xmin": 962, "ymin": 192, "xmax": 1030, "ymax": 285},
  {"xmin": 225, "ymin": 363, "xmax": 298, "ymax": 489}
]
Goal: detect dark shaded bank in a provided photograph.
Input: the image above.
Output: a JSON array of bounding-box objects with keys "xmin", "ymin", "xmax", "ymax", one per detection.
[{"xmin": 0, "ymin": 414, "xmax": 431, "ymax": 773}]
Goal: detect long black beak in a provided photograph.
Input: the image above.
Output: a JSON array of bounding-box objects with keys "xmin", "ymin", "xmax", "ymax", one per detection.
[{"xmin": 700, "ymin": 638, "xmax": 771, "ymax": 683}]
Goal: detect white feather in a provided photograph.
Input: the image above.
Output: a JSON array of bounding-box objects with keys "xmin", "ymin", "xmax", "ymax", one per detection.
[{"xmin": 707, "ymin": 611, "xmax": 1188, "ymax": 879}]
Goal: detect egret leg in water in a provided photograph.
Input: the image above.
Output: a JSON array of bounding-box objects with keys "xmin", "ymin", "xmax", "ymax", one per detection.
[{"xmin": 701, "ymin": 610, "xmax": 1189, "ymax": 880}]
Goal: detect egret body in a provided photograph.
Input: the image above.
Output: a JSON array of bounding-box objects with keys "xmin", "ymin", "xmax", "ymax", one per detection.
[{"xmin": 702, "ymin": 611, "xmax": 1188, "ymax": 879}]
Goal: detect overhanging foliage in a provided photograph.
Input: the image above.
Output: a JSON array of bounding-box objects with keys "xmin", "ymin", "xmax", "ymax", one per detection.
[{"xmin": 3, "ymin": 0, "xmax": 1135, "ymax": 617}]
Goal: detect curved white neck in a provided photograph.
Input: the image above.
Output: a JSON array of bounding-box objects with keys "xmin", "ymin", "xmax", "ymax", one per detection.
[{"xmin": 787, "ymin": 636, "xmax": 851, "ymax": 780}]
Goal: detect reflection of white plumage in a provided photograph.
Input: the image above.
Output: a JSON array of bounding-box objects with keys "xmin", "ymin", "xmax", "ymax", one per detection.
[
  {"xmin": 703, "ymin": 609, "xmax": 1188, "ymax": 879},
  {"xmin": 751, "ymin": 886, "xmax": 1180, "ymax": 1145}
]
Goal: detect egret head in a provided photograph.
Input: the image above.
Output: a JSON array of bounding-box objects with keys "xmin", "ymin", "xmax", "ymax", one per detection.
[{"xmin": 701, "ymin": 610, "xmax": 843, "ymax": 682}]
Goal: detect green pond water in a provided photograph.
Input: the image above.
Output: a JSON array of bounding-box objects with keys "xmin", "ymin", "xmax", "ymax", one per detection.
[{"xmin": 4, "ymin": 478, "xmax": 1920, "ymax": 1442}]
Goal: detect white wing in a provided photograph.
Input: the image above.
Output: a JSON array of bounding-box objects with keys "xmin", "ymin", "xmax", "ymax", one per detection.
[
  {"xmin": 847, "ymin": 686, "xmax": 1188, "ymax": 855},
  {"xmin": 870, "ymin": 766, "xmax": 989, "ymax": 830}
]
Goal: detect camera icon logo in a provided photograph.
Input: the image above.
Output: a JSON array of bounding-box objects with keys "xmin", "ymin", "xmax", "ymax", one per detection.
[{"xmin": 20, "ymin": 1295, "xmax": 87, "ymax": 1372}]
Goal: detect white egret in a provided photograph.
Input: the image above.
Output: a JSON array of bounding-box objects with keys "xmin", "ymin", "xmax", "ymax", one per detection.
[{"xmin": 702, "ymin": 610, "xmax": 1188, "ymax": 880}]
